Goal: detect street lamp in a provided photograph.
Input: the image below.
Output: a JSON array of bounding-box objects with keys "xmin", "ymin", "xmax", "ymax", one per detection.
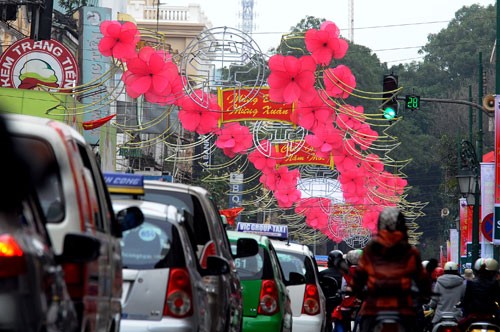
[{"xmin": 456, "ymin": 140, "xmax": 481, "ymax": 267}]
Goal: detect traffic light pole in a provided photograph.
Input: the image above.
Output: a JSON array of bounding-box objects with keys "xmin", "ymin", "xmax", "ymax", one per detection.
[{"xmin": 396, "ymin": 96, "xmax": 492, "ymax": 117}]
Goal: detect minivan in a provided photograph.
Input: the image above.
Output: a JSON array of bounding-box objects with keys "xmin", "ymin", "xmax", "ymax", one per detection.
[{"xmin": 5, "ymin": 114, "xmax": 142, "ymax": 332}]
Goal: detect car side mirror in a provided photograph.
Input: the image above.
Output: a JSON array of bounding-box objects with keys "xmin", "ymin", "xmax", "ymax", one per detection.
[
  {"xmin": 318, "ymin": 275, "xmax": 339, "ymax": 298},
  {"xmin": 116, "ymin": 206, "xmax": 144, "ymax": 232},
  {"xmin": 286, "ymin": 271, "xmax": 306, "ymax": 286},
  {"xmin": 234, "ymin": 238, "xmax": 259, "ymax": 258},
  {"xmin": 201, "ymin": 256, "xmax": 230, "ymax": 276},
  {"xmin": 57, "ymin": 233, "xmax": 101, "ymax": 264}
]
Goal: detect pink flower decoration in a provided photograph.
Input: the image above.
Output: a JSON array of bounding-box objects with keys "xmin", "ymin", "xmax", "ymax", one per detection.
[
  {"xmin": 268, "ymin": 55, "xmax": 317, "ymax": 103},
  {"xmin": 339, "ymin": 168, "xmax": 367, "ymax": 204},
  {"xmin": 305, "ymin": 23, "xmax": 348, "ymax": 65},
  {"xmin": 275, "ymin": 187, "xmax": 302, "ymax": 208},
  {"xmin": 351, "ymin": 123, "xmax": 379, "ymax": 150},
  {"xmin": 122, "ymin": 47, "xmax": 181, "ymax": 104},
  {"xmin": 333, "ymin": 140, "xmax": 360, "ymax": 173},
  {"xmin": 215, "ymin": 123, "xmax": 253, "ymax": 157},
  {"xmin": 305, "ymin": 125, "xmax": 344, "ymax": 158},
  {"xmin": 293, "ymin": 91, "xmax": 335, "ymax": 131},
  {"xmin": 99, "ymin": 21, "xmax": 140, "ymax": 60},
  {"xmin": 323, "ymin": 65, "xmax": 356, "ymax": 99},
  {"xmin": 336, "ymin": 104, "xmax": 364, "ymax": 131},
  {"xmin": 261, "ymin": 166, "xmax": 299, "ymax": 191},
  {"xmin": 320, "ymin": 21, "xmax": 340, "ymax": 36},
  {"xmin": 362, "ymin": 207, "xmax": 383, "ymax": 233},
  {"xmin": 248, "ymin": 140, "xmax": 284, "ymax": 173},
  {"xmin": 178, "ymin": 90, "xmax": 221, "ymax": 135},
  {"xmin": 361, "ymin": 154, "xmax": 385, "ymax": 180}
]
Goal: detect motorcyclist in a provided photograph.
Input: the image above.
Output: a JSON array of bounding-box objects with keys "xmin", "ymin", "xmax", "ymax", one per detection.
[
  {"xmin": 350, "ymin": 207, "xmax": 432, "ymax": 332},
  {"xmin": 331, "ymin": 249, "xmax": 363, "ymax": 332},
  {"xmin": 459, "ymin": 258, "xmax": 500, "ymax": 330},
  {"xmin": 319, "ymin": 249, "xmax": 344, "ymax": 331},
  {"xmin": 428, "ymin": 261, "xmax": 465, "ymax": 326}
]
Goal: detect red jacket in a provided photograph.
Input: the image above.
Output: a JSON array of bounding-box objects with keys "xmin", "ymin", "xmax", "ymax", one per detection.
[{"xmin": 350, "ymin": 230, "xmax": 432, "ymax": 316}]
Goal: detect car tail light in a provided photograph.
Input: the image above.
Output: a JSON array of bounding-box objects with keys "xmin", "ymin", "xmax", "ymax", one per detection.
[
  {"xmin": 163, "ymin": 268, "xmax": 193, "ymax": 318},
  {"xmin": 63, "ymin": 263, "xmax": 86, "ymax": 298},
  {"xmin": 258, "ymin": 279, "xmax": 279, "ymax": 315},
  {"xmin": 302, "ymin": 283, "xmax": 320, "ymax": 315},
  {"xmin": 0, "ymin": 234, "xmax": 26, "ymax": 277},
  {"xmin": 435, "ymin": 327, "xmax": 460, "ymax": 332}
]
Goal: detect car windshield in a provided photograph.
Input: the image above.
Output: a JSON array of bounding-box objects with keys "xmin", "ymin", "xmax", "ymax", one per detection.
[
  {"xmin": 276, "ymin": 251, "xmax": 316, "ymax": 284},
  {"xmin": 121, "ymin": 216, "xmax": 185, "ymax": 269},
  {"xmin": 232, "ymin": 245, "xmax": 265, "ymax": 280}
]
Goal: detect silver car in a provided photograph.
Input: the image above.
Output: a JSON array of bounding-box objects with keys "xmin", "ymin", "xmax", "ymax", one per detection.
[{"xmin": 112, "ymin": 198, "xmax": 219, "ymax": 332}]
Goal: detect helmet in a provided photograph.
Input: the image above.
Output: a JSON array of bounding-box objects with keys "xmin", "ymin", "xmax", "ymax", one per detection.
[
  {"xmin": 327, "ymin": 250, "xmax": 344, "ymax": 267},
  {"xmin": 431, "ymin": 267, "xmax": 444, "ymax": 280},
  {"xmin": 422, "ymin": 260, "xmax": 429, "ymax": 269},
  {"xmin": 378, "ymin": 207, "xmax": 407, "ymax": 232},
  {"xmin": 444, "ymin": 261, "xmax": 458, "ymax": 271},
  {"xmin": 346, "ymin": 249, "xmax": 363, "ymax": 266},
  {"xmin": 474, "ymin": 258, "xmax": 499, "ymax": 272}
]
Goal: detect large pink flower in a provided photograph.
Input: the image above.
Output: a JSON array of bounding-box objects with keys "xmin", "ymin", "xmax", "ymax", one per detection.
[
  {"xmin": 268, "ymin": 55, "xmax": 317, "ymax": 103},
  {"xmin": 275, "ymin": 187, "xmax": 302, "ymax": 208},
  {"xmin": 99, "ymin": 21, "xmax": 140, "ymax": 60},
  {"xmin": 215, "ymin": 123, "xmax": 253, "ymax": 157},
  {"xmin": 333, "ymin": 139, "xmax": 362, "ymax": 173},
  {"xmin": 122, "ymin": 47, "xmax": 181, "ymax": 104},
  {"xmin": 323, "ymin": 65, "xmax": 356, "ymax": 99},
  {"xmin": 304, "ymin": 125, "xmax": 344, "ymax": 158},
  {"xmin": 339, "ymin": 168, "xmax": 367, "ymax": 204},
  {"xmin": 293, "ymin": 91, "xmax": 335, "ymax": 131},
  {"xmin": 305, "ymin": 22, "xmax": 348, "ymax": 65},
  {"xmin": 248, "ymin": 140, "xmax": 284, "ymax": 173},
  {"xmin": 261, "ymin": 166, "xmax": 300, "ymax": 191},
  {"xmin": 336, "ymin": 104, "xmax": 364, "ymax": 131},
  {"xmin": 351, "ymin": 123, "xmax": 379, "ymax": 150},
  {"xmin": 178, "ymin": 90, "xmax": 221, "ymax": 134}
]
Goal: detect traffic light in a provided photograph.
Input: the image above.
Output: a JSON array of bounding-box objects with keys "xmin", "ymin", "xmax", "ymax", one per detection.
[{"xmin": 382, "ymin": 74, "xmax": 399, "ymax": 120}]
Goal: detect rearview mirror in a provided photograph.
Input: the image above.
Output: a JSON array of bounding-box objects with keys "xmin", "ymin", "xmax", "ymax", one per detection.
[
  {"xmin": 286, "ymin": 271, "xmax": 306, "ymax": 286},
  {"xmin": 116, "ymin": 206, "xmax": 144, "ymax": 232},
  {"xmin": 318, "ymin": 275, "xmax": 339, "ymax": 298},
  {"xmin": 57, "ymin": 233, "xmax": 101, "ymax": 264},
  {"xmin": 201, "ymin": 256, "xmax": 230, "ymax": 276},
  {"xmin": 234, "ymin": 238, "xmax": 259, "ymax": 258}
]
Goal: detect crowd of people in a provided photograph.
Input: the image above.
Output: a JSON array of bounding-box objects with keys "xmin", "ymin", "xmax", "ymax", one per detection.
[{"xmin": 320, "ymin": 207, "xmax": 500, "ymax": 332}]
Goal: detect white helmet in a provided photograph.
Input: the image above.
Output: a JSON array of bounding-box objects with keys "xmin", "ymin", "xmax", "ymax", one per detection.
[
  {"xmin": 422, "ymin": 260, "xmax": 429, "ymax": 269},
  {"xmin": 474, "ymin": 258, "xmax": 499, "ymax": 272},
  {"xmin": 346, "ymin": 249, "xmax": 363, "ymax": 266},
  {"xmin": 444, "ymin": 261, "xmax": 458, "ymax": 271}
]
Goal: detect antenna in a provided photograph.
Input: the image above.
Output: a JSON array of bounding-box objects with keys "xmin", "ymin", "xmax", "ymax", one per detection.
[{"xmin": 348, "ymin": 0, "xmax": 354, "ymax": 42}]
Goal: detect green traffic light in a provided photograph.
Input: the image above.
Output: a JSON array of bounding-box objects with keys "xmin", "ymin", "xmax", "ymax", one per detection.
[{"xmin": 383, "ymin": 106, "xmax": 397, "ymax": 120}]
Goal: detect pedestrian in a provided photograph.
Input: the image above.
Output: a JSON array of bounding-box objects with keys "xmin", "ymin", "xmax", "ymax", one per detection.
[{"xmin": 349, "ymin": 207, "xmax": 432, "ymax": 332}]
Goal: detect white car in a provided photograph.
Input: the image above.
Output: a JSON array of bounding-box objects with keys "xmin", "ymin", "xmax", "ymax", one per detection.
[
  {"xmin": 271, "ymin": 240, "xmax": 327, "ymax": 332},
  {"xmin": 5, "ymin": 114, "xmax": 142, "ymax": 332}
]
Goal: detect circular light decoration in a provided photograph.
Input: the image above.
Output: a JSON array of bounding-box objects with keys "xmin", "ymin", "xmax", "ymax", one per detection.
[
  {"xmin": 251, "ymin": 121, "xmax": 307, "ymax": 157},
  {"xmin": 179, "ymin": 26, "xmax": 267, "ymax": 108}
]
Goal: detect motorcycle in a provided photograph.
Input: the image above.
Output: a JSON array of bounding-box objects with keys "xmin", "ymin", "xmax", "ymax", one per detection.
[
  {"xmin": 465, "ymin": 321, "xmax": 500, "ymax": 332},
  {"xmin": 431, "ymin": 312, "xmax": 459, "ymax": 332},
  {"xmin": 371, "ymin": 311, "xmax": 405, "ymax": 332}
]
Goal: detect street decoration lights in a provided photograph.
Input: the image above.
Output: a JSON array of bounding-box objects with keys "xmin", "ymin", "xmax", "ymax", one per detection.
[{"xmin": 456, "ymin": 140, "xmax": 481, "ymax": 266}]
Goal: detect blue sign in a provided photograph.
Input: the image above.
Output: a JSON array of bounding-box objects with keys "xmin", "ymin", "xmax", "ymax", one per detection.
[
  {"xmin": 104, "ymin": 172, "xmax": 144, "ymax": 195},
  {"xmin": 236, "ymin": 222, "xmax": 288, "ymax": 240}
]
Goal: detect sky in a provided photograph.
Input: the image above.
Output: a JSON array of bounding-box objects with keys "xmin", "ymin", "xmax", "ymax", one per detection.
[{"xmin": 167, "ymin": 0, "xmax": 495, "ymax": 64}]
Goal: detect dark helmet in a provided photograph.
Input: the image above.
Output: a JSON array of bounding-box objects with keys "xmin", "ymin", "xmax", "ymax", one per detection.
[
  {"xmin": 327, "ymin": 250, "xmax": 344, "ymax": 267},
  {"xmin": 378, "ymin": 207, "xmax": 407, "ymax": 233}
]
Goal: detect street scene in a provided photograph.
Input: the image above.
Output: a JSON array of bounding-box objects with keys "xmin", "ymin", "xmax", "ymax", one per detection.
[{"xmin": 0, "ymin": 0, "xmax": 499, "ymax": 331}]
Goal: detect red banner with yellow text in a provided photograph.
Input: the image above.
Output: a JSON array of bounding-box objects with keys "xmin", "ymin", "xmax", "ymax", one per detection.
[
  {"xmin": 218, "ymin": 87, "xmax": 294, "ymax": 123},
  {"xmin": 275, "ymin": 141, "xmax": 334, "ymax": 169}
]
